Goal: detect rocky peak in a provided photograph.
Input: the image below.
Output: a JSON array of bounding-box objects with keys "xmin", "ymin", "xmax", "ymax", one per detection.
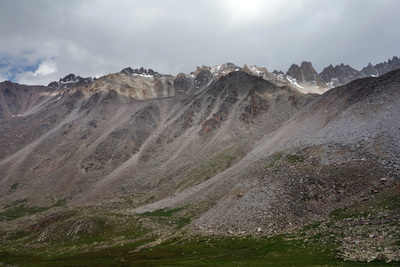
[
  {"xmin": 320, "ymin": 63, "xmax": 362, "ymax": 87},
  {"xmin": 173, "ymin": 73, "xmax": 193, "ymax": 93},
  {"xmin": 60, "ymin": 74, "xmax": 79, "ymax": 83},
  {"xmin": 48, "ymin": 74, "xmax": 95, "ymax": 90},
  {"xmin": 286, "ymin": 61, "xmax": 321, "ymax": 84},
  {"xmin": 208, "ymin": 62, "xmax": 242, "ymax": 76},
  {"xmin": 362, "ymin": 56, "xmax": 400, "ymax": 77},
  {"xmin": 243, "ymin": 64, "xmax": 251, "ymax": 74},
  {"xmin": 272, "ymin": 70, "xmax": 284, "ymax": 76},
  {"xmin": 361, "ymin": 63, "xmax": 378, "ymax": 77},
  {"xmin": 194, "ymin": 68, "xmax": 213, "ymax": 88},
  {"xmin": 120, "ymin": 67, "xmax": 159, "ymax": 77}
]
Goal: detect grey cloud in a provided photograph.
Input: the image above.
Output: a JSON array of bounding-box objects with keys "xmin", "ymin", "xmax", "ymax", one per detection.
[{"xmin": 0, "ymin": 0, "xmax": 399, "ymax": 85}]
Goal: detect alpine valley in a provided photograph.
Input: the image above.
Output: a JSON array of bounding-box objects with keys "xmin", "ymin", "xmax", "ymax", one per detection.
[{"xmin": 0, "ymin": 57, "xmax": 399, "ymax": 266}]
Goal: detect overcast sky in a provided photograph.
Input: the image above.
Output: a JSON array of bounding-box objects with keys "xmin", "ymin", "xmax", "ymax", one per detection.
[{"xmin": 0, "ymin": 0, "xmax": 399, "ymax": 85}]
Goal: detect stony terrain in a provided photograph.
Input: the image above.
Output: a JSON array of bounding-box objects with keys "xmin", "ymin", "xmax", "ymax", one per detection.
[{"xmin": 0, "ymin": 59, "xmax": 399, "ymax": 265}]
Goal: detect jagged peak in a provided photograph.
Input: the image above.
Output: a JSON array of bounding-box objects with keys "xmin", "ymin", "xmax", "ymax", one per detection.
[
  {"xmin": 300, "ymin": 61, "xmax": 313, "ymax": 67},
  {"xmin": 287, "ymin": 63, "xmax": 300, "ymax": 69},
  {"xmin": 60, "ymin": 73, "xmax": 79, "ymax": 82},
  {"xmin": 48, "ymin": 73, "xmax": 95, "ymax": 89},
  {"xmin": 120, "ymin": 67, "xmax": 159, "ymax": 77},
  {"xmin": 191, "ymin": 62, "xmax": 242, "ymax": 77},
  {"xmin": 272, "ymin": 70, "xmax": 284, "ymax": 75}
]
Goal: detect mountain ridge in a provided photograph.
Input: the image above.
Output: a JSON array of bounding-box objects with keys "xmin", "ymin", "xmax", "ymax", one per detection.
[
  {"xmin": 18, "ymin": 55, "xmax": 397, "ymax": 99},
  {"xmin": 0, "ymin": 57, "xmax": 400, "ymax": 263}
]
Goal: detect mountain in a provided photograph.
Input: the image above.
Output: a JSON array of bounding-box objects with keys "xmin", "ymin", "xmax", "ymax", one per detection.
[
  {"xmin": 273, "ymin": 56, "xmax": 400, "ymax": 92},
  {"xmin": 48, "ymin": 73, "xmax": 96, "ymax": 90},
  {"xmin": 0, "ymin": 68, "xmax": 312, "ymax": 206},
  {"xmin": 0, "ymin": 59, "xmax": 400, "ymax": 264},
  {"xmin": 320, "ymin": 63, "xmax": 363, "ymax": 87}
]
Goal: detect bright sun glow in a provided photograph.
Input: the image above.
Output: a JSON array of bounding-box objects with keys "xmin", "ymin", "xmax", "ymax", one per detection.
[{"xmin": 224, "ymin": 0, "xmax": 266, "ymax": 21}]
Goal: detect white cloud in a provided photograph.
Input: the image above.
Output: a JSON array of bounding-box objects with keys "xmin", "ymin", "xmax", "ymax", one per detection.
[
  {"xmin": 34, "ymin": 59, "xmax": 57, "ymax": 76},
  {"xmin": 0, "ymin": 74, "xmax": 7, "ymax": 82},
  {"xmin": 14, "ymin": 59, "xmax": 58, "ymax": 85}
]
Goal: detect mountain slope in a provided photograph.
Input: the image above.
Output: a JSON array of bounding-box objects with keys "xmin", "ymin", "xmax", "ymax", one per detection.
[
  {"xmin": 0, "ymin": 70, "xmax": 313, "ymax": 208},
  {"xmin": 193, "ymin": 69, "xmax": 400, "ymax": 235}
]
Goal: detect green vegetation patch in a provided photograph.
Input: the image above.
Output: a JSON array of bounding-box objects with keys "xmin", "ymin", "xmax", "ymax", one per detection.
[
  {"xmin": 2, "ymin": 233, "xmax": 398, "ymax": 266},
  {"xmin": 0, "ymin": 204, "xmax": 48, "ymax": 222},
  {"xmin": 53, "ymin": 198, "xmax": 67, "ymax": 207},
  {"xmin": 10, "ymin": 182, "xmax": 19, "ymax": 191},
  {"xmin": 140, "ymin": 207, "xmax": 184, "ymax": 217},
  {"xmin": 0, "ymin": 198, "xmax": 67, "ymax": 222},
  {"xmin": 140, "ymin": 206, "xmax": 193, "ymax": 230},
  {"xmin": 0, "ymin": 209, "xmax": 151, "ymax": 263},
  {"xmin": 285, "ymin": 154, "xmax": 305, "ymax": 163},
  {"xmin": 330, "ymin": 192, "xmax": 400, "ymax": 221},
  {"xmin": 265, "ymin": 152, "xmax": 283, "ymax": 169},
  {"xmin": 377, "ymin": 193, "xmax": 400, "ymax": 211}
]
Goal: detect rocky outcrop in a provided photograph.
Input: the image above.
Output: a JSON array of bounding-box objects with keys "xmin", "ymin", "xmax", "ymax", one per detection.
[
  {"xmin": 120, "ymin": 67, "xmax": 159, "ymax": 77},
  {"xmin": 48, "ymin": 74, "xmax": 95, "ymax": 90},
  {"xmin": 194, "ymin": 69, "xmax": 213, "ymax": 88},
  {"xmin": 320, "ymin": 63, "xmax": 363, "ymax": 87},
  {"xmin": 286, "ymin": 61, "xmax": 326, "ymax": 88},
  {"xmin": 320, "ymin": 57, "xmax": 400, "ymax": 88},
  {"xmin": 276, "ymin": 56, "xmax": 400, "ymax": 90},
  {"xmin": 286, "ymin": 61, "xmax": 319, "ymax": 83},
  {"xmin": 361, "ymin": 56, "xmax": 400, "ymax": 77},
  {"xmin": 240, "ymin": 90, "xmax": 269, "ymax": 123},
  {"xmin": 173, "ymin": 73, "xmax": 193, "ymax": 93}
]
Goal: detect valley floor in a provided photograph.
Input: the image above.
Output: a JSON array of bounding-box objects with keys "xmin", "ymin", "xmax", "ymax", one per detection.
[{"xmin": 1, "ymin": 189, "xmax": 399, "ymax": 266}]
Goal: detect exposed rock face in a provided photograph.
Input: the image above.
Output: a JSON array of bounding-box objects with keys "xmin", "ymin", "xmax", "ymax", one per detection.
[
  {"xmin": 120, "ymin": 67, "xmax": 159, "ymax": 77},
  {"xmin": 286, "ymin": 61, "xmax": 325, "ymax": 88},
  {"xmin": 320, "ymin": 63, "xmax": 363, "ymax": 87},
  {"xmin": 48, "ymin": 74, "xmax": 95, "ymax": 90},
  {"xmin": 361, "ymin": 56, "xmax": 400, "ymax": 77},
  {"xmin": 173, "ymin": 73, "xmax": 193, "ymax": 93},
  {"xmin": 194, "ymin": 69, "xmax": 213, "ymax": 88},
  {"xmin": 276, "ymin": 56, "xmax": 400, "ymax": 90},
  {"xmin": 286, "ymin": 61, "xmax": 319, "ymax": 83},
  {"xmin": 240, "ymin": 89, "xmax": 269, "ymax": 123}
]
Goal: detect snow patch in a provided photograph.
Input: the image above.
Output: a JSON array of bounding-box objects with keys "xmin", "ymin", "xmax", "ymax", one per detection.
[
  {"xmin": 210, "ymin": 65, "xmax": 222, "ymax": 75},
  {"xmin": 60, "ymin": 79, "xmax": 78, "ymax": 84},
  {"xmin": 327, "ymin": 78, "xmax": 338, "ymax": 88},
  {"xmin": 286, "ymin": 76, "xmax": 304, "ymax": 89},
  {"xmin": 249, "ymin": 66, "xmax": 264, "ymax": 76},
  {"xmin": 206, "ymin": 77, "xmax": 214, "ymax": 87},
  {"xmin": 132, "ymin": 73, "xmax": 154, "ymax": 79}
]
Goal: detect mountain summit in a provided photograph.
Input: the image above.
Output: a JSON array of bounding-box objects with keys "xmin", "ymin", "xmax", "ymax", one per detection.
[{"xmin": 280, "ymin": 56, "xmax": 400, "ymax": 90}]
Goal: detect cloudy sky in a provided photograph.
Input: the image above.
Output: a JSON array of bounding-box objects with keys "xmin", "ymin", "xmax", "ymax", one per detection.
[{"xmin": 0, "ymin": 0, "xmax": 399, "ymax": 85}]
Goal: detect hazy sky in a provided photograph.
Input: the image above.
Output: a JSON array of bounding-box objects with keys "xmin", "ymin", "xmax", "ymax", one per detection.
[{"xmin": 1, "ymin": 0, "xmax": 399, "ymax": 85}]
